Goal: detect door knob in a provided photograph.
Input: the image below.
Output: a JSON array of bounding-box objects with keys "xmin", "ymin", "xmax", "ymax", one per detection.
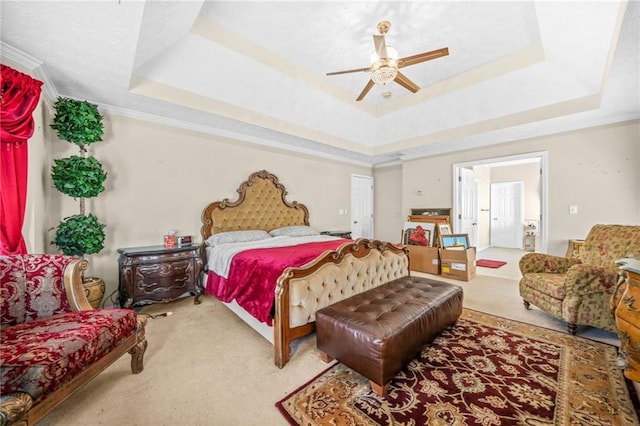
[{"xmin": 353, "ymin": 221, "xmax": 358, "ymax": 224}]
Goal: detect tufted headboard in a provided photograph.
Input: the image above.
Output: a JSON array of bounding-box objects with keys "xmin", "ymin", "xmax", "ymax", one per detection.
[{"xmin": 200, "ymin": 170, "xmax": 310, "ymax": 241}]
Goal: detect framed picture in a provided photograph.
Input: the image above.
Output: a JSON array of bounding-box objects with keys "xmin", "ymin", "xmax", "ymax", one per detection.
[
  {"xmin": 402, "ymin": 221, "xmax": 435, "ymax": 247},
  {"xmin": 437, "ymin": 223, "xmax": 452, "ymax": 236},
  {"xmin": 440, "ymin": 233, "xmax": 470, "ymax": 249}
]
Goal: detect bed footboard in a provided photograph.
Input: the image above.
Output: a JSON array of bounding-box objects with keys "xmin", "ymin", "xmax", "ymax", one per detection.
[{"xmin": 273, "ymin": 239, "xmax": 409, "ymax": 368}]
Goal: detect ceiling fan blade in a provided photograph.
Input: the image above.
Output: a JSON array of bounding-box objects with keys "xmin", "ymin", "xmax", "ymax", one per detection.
[
  {"xmin": 398, "ymin": 47, "xmax": 449, "ymax": 68},
  {"xmin": 394, "ymin": 71, "xmax": 420, "ymax": 93},
  {"xmin": 373, "ymin": 34, "xmax": 388, "ymax": 58},
  {"xmin": 356, "ymin": 80, "xmax": 375, "ymax": 101},
  {"xmin": 326, "ymin": 66, "xmax": 370, "ymax": 76}
]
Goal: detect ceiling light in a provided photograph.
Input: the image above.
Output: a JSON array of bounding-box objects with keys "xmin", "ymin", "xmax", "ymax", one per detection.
[{"xmin": 370, "ymin": 46, "xmax": 398, "ymax": 85}]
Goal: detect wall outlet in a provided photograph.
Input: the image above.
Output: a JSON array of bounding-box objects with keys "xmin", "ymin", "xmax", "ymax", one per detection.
[{"xmin": 569, "ymin": 205, "xmax": 578, "ymax": 215}]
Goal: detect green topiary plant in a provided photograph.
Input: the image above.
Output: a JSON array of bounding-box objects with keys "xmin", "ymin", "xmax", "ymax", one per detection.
[{"xmin": 50, "ymin": 97, "xmax": 107, "ymax": 256}]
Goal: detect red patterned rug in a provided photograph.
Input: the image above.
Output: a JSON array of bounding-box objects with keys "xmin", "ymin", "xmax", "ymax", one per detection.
[
  {"xmin": 276, "ymin": 309, "xmax": 639, "ymax": 425},
  {"xmin": 476, "ymin": 259, "xmax": 507, "ymax": 268}
]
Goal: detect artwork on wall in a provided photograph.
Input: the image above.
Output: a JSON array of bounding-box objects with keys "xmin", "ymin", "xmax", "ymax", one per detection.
[
  {"xmin": 402, "ymin": 222, "xmax": 436, "ymax": 247},
  {"xmin": 440, "ymin": 233, "xmax": 470, "ymax": 249}
]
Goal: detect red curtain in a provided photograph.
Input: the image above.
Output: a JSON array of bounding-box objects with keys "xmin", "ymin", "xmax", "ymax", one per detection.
[{"xmin": 0, "ymin": 64, "xmax": 43, "ymax": 255}]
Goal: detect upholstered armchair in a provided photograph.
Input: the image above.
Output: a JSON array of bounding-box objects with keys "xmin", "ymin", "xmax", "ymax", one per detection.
[
  {"xmin": 519, "ymin": 224, "xmax": 640, "ymax": 334},
  {"xmin": 0, "ymin": 254, "xmax": 147, "ymax": 426}
]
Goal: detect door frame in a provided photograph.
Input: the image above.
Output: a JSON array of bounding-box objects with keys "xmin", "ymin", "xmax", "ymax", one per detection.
[{"xmin": 452, "ymin": 151, "xmax": 548, "ymax": 253}]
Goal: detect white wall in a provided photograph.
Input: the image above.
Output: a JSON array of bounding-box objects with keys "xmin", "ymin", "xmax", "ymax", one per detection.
[
  {"xmin": 373, "ymin": 165, "xmax": 403, "ymax": 243},
  {"xmin": 398, "ymin": 120, "xmax": 640, "ymax": 256},
  {"xmin": 47, "ymin": 113, "xmax": 372, "ymax": 301}
]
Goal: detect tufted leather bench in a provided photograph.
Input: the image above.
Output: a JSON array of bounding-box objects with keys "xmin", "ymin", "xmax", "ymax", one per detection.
[{"xmin": 316, "ymin": 275, "xmax": 463, "ymax": 396}]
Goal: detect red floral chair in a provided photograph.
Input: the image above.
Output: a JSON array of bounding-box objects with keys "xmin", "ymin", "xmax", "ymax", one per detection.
[
  {"xmin": 519, "ymin": 224, "xmax": 640, "ymax": 334},
  {"xmin": 0, "ymin": 254, "xmax": 147, "ymax": 426}
]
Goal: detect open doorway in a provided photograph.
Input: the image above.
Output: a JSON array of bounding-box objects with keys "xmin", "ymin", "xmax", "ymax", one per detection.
[{"xmin": 453, "ymin": 152, "xmax": 548, "ymax": 255}]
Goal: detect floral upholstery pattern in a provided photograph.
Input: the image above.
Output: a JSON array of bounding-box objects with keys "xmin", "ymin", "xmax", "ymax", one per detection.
[
  {"xmin": 1, "ymin": 309, "xmax": 137, "ymax": 402},
  {"xmin": 519, "ymin": 225, "xmax": 640, "ymax": 334},
  {"xmin": 1, "ymin": 254, "xmax": 74, "ymax": 327},
  {"xmin": 0, "ymin": 254, "xmax": 147, "ymax": 425}
]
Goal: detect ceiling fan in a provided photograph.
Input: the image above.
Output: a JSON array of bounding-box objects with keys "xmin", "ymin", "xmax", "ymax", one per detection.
[{"xmin": 326, "ymin": 20, "xmax": 449, "ymax": 101}]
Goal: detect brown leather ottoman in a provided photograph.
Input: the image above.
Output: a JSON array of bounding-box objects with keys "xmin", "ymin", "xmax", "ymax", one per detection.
[{"xmin": 316, "ymin": 275, "xmax": 463, "ymax": 396}]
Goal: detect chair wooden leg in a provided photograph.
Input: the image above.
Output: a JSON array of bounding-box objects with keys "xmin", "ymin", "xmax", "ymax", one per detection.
[
  {"xmin": 129, "ymin": 316, "xmax": 147, "ymax": 374},
  {"xmin": 567, "ymin": 323, "xmax": 577, "ymax": 335},
  {"xmin": 523, "ymin": 300, "xmax": 531, "ymax": 310}
]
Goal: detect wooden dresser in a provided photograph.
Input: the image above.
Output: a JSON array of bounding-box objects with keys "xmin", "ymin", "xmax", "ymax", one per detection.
[
  {"xmin": 117, "ymin": 245, "xmax": 203, "ymax": 308},
  {"xmin": 613, "ymin": 265, "xmax": 640, "ymax": 382}
]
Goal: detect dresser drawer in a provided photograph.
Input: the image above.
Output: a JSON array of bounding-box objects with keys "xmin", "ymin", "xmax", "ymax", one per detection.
[{"xmin": 118, "ymin": 245, "xmax": 203, "ymax": 308}]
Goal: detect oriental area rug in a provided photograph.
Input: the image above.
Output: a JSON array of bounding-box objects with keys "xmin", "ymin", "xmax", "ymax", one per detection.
[{"xmin": 276, "ymin": 309, "xmax": 639, "ymax": 425}]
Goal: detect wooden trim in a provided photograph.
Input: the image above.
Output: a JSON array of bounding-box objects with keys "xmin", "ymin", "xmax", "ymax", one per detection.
[
  {"xmin": 273, "ymin": 239, "xmax": 408, "ymax": 368},
  {"xmin": 63, "ymin": 258, "xmax": 92, "ymax": 311}
]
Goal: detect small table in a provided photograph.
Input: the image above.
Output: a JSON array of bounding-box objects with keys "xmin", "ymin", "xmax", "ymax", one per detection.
[
  {"xmin": 321, "ymin": 230, "xmax": 352, "ymax": 239},
  {"xmin": 565, "ymin": 239, "xmax": 585, "ymax": 259},
  {"xmin": 117, "ymin": 245, "xmax": 203, "ymax": 308},
  {"xmin": 613, "ymin": 266, "xmax": 640, "ymax": 382}
]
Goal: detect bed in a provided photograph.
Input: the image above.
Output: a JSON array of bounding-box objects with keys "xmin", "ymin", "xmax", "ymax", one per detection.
[{"xmin": 200, "ymin": 170, "xmax": 409, "ymax": 368}]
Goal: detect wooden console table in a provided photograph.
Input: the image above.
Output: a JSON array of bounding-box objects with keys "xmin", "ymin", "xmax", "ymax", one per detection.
[
  {"xmin": 613, "ymin": 266, "xmax": 640, "ymax": 382},
  {"xmin": 118, "ymin": 245, "xmax": 203, "ymax": 308}
]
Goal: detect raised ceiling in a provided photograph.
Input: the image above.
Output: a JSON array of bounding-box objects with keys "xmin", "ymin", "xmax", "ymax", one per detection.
[{"xmin": 1, "ymin": 1, "xmax": 638, "ymax": 166}]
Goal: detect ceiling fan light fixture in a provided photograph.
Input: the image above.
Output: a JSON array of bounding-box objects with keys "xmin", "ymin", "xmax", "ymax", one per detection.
[
  {"xmin": 370, "ymin": 46, "xmax": 398, "ymax": 85},
  {"xmin": 371, "ymin": 66, "xmax": 398, "ymax": 85}
]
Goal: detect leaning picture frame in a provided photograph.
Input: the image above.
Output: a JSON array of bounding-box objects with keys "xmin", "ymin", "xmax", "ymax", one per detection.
[
  {"xmin": 440, "ymin": 233, "xmax": 470, "ymax": 249},
  {"xmin": 437, "ymin": 223, "xmax": 452, "ymax": 236},
  {"xmin": 402, "ymin": 221, "xmax": 435, "ymax": 247}
]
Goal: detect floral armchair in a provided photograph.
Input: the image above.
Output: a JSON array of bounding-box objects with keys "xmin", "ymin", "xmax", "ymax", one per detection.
[
  {"xmin": 519, "ymin": 224, "xmax": 640, "ymax": 334},
  {"xmin": 0, "ymin": 254, "xmax": 147, "ymax": 426}
]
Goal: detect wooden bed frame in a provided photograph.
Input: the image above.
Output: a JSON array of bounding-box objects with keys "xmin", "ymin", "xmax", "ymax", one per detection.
[{"xmin": 200, "ymin": 170, "xmax": 409, "ymax": 368}]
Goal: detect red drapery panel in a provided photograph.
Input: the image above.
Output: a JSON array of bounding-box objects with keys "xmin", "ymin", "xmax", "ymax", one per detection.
[{"xmin": 0, "ymin": 64, "xmax": 43, "ymax": 255}]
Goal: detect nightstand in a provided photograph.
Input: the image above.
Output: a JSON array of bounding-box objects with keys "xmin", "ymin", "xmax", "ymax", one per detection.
[
  {"xmin": 117, "ymin": 245, "xmax": 203, "ymax": 308},
  {"xmin": 321, "ymin": 230, "xmax": 352, "ymax": 239}
]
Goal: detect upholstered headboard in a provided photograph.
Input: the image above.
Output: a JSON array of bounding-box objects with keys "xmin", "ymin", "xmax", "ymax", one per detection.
[{"xmin": 200, "ymin": 170, "xmax": 310, "ymax": 240}]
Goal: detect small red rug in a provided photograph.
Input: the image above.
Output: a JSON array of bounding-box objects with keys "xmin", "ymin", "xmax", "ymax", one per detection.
[{"xmin": 476, "ymin": 258, "xmax": 507, "ymax": 268}]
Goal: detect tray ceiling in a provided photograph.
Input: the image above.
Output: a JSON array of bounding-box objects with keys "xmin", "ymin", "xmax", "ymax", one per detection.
[{"xmin": 1, "ymin": 1, "xmax": 638, "ymax": 166}]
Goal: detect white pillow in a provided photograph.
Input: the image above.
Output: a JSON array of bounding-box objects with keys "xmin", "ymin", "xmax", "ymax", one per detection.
[
  {"xmin": 205, "ymin": 230, "xmax": 270, "ymax": 246},
  {"xmin": 269, "ymin": 225, "xmax": 319, "ymax": 237}
]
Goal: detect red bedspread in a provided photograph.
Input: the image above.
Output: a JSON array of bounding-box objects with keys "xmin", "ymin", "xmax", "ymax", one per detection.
[{"xmin": 205, "ymin": 239, "xmax": 348, "ymax": 325}]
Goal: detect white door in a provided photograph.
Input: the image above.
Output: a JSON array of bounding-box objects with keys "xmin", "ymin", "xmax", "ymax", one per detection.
[
  {"xmin": 458, "ymin": 167, "xmax": 479, "ymax": 247},
  {"xmin": 490, "ymin": 181, "xmax": 523, "ymax": 248},
  {"xmin": 351, "ymin": 175, "xmax": 374, "ymax": 239}
]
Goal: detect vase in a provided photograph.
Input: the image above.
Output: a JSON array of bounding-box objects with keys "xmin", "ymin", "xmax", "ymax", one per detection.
[{"xmin": 82, "ymin": 276, "xmax": 105, "ymax": 309}]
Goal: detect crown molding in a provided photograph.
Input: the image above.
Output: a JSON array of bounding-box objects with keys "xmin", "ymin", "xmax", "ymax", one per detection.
[
  {"xmin": 100, "ymin": 104, "xmax": 374, "ymax": 168},
  {"xmin": 1, "ymin": 42, "xmax": 60, "ymax": 105}
]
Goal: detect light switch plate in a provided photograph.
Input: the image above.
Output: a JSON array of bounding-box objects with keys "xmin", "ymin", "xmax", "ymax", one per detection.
[{"xmin": 569, "ymin": 205, "xmax": 578, "ymax": 215}]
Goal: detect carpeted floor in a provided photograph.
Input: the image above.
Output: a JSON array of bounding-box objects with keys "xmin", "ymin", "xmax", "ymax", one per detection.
[
  {"xmin": 35, "ymin": 266, "xmax": 637, "ymax": 425},
  {"xmin": 277, "ymin": 308, "xmax": 639, "ymax": 425}
]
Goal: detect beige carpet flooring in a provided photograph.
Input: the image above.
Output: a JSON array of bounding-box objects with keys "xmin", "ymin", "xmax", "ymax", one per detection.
[{"xmin": 37, "ymin": 250, "xmax": 636, "ymax": 425}]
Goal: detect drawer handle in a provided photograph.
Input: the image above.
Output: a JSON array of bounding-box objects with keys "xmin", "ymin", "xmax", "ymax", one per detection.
[{"xmin": 623, "ymin": 296, "xmax": 640, "ymax": 313}]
